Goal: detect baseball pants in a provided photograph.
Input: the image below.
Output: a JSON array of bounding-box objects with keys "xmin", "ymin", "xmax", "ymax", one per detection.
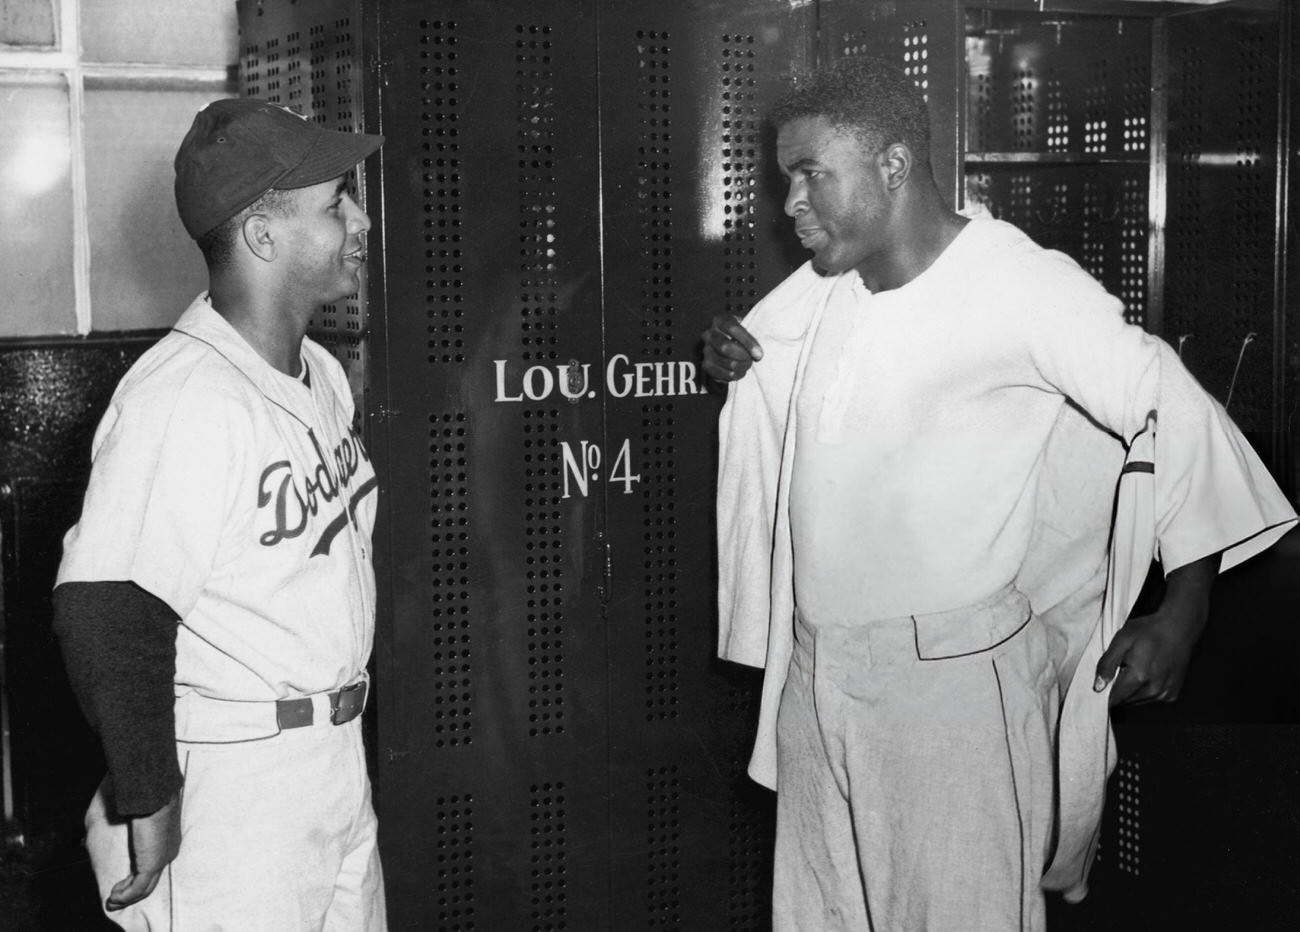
[
  {"xmin": 772, "ymin": 585, "xmax": 1058, "ymax": 932},
  {"xmin": 85, "ymin": 715, "xmax": 386, "ymax": 931}
]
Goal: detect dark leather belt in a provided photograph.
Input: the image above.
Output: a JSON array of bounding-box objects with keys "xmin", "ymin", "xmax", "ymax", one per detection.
[{"xmin": 275, "ymin": 679, "xmax": 368, "ymax": 730}]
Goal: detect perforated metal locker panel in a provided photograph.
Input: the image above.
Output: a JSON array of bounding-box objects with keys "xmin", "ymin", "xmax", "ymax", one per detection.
[{"xmin": 372, "ymin": 8, "xmax": 610, "ymax": 927}]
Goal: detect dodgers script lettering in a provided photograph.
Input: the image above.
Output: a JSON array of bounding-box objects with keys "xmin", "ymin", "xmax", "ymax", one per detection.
[{"xmin": 257, "ymin": 423, "xmax": 375, "ymax": 555}]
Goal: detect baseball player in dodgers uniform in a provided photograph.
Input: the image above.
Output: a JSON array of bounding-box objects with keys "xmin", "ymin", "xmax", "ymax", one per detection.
[{"xmin": 54, "ymin": 99, "xmax": 386, "ymax": 930}]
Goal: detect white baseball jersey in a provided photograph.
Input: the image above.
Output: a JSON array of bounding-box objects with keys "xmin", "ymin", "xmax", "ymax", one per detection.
[{"xmin": 58, "ymin": 294, "xmax": 377, "ymax": 703}]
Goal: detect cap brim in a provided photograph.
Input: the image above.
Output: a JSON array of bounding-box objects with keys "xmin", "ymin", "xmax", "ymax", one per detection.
[{"xmin": 274, "ymin": 129, "xmax": 384, "ymax": 190}]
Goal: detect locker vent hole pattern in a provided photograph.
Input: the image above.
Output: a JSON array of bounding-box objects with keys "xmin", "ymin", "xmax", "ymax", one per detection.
[
  {"xmin": 719, "ymin": 30, "xmax": 778, "ymax": 924},
  {"xmin": 642, "ymin": 401, "xmax": 679, "ymax": 721},
  {"xmin": 727, "ymin": 755, "xmax": 768, "ymax": 929},
  {"xmin": 1013, "ymin": 68, "xmax": 1036, "ymax": 151},
  {"xmin": 420, "ymin": 19, "xmax": 467, "ymax": 365},
  {"xmin": 841, "ymin": 19, "xmax": 929, "ymax": 101},
  {"xmin": 523, "ymin": 407, "xmax": 566, "ymax": 738},
  {"xmin": 720, "ymin": 34, "xmax": 760, "ymax": 319},
  {"xmin": 1104, "ymin": 754, "xmax": 1141, "ymax": 877},
  {"xmin": 1122, "ymin": 54, "xmax": 1148, "ymax": 155},
  {"xmin": 530, "ymin": 782, "xmax": 568, "ymax": 929},
  {"xmin": 1119, "ymin": 175, "xmax": 1146, "ymax": 324},
  {"xmin": 429, "ymin": 412, "xmax": 473, "ymax": 748},
  {"xmin": 638, "ymin": 30, "xmax": 674, "ymax": 356},
  {"xmin": 1047, "ymin": 73, "xmax": 1068, "ymax": 152},
  {"xmin": 633, "ymin": 32, "xmax": 685, "ymax": 723},
  {"xmin": 435, "ymin": 793, "xmax": 476, "ymax": 930},
  {"xmin": 1083, "ymin": 58, "xmax": 1109, "ymax": 154},
  {"xmin": 514, "ymin": 23, "xmax": 568, "ymax": 740},
  {"xmin": 517, "ymin": 24, "xmax": 561, "ymax": 362},
  {"xmin": 646, "ymin": 765, "xmax": 683, "ymax": 927}
]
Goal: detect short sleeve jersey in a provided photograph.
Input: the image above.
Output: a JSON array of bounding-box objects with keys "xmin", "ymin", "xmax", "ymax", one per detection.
[{"xmin": 58, "ymin": 295, "xmax": 377, "ymax": 701}]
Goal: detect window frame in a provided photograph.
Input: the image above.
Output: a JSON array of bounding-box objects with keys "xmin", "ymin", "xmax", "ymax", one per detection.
[{"xmin": 0, "ymin": 0, "xmax": 233, "ymax": 334}]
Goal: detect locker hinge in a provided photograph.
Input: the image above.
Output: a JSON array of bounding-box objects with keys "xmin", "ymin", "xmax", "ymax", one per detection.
[{"xmin": 597, "ymin": 530, "xmax": 612, "ymax": 609}]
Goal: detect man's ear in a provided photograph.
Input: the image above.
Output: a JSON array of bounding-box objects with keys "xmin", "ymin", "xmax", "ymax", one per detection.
[
  {"xmin": 241, "ymin": 213, "xmax": 277, "ymax": 263},
  {"xmin": 882, "ymin": 143, "xmax": 912, "ymax": 190}
]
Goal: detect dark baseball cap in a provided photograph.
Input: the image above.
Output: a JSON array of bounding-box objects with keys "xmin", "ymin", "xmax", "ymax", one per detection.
[{"xmin": 174, "ymin": 98, "xmax": 384, "ymax": 239}]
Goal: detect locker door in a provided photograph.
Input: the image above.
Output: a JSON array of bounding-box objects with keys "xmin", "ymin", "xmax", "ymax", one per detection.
[
  {"xmin": 368, "ymin": 1, "xmax": 813, "ymax": 928},
  {"xmin": 370, "ymin": 4, "xmax": 610, "ymax": 928}
]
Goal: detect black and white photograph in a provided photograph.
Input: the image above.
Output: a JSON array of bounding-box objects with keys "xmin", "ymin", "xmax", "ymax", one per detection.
[{"xmin": 1, "ymin": 1, "xmax": 1297, "ymax": 929}]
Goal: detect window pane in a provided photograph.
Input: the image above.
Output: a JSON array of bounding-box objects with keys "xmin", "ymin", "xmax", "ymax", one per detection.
[
  {"xmin": 80, "ymin": 0, "xmax": 236, "ymax": 66},
  {"xmin": 0, "ymin": 76, "xmax": 76, "ymax": 336},
  {"xmin": 0, "ymin": 0, "xmax": 57, "ymax": 47},
  {"xmin": 84, "ymin": 88, "xmax": 216, "ymax": 331}
]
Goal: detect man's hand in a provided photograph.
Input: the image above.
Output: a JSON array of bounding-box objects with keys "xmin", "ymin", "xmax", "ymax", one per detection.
[
  {"xmin": 1094, "ymin": 552, "xmax": 1220, "ymax": 706},
  {"xmin": 702, "ymin": 314, "xmax": 763, "ymax": 382},
  {"xmin": 107, "ymin": 791, "xmax": 182, "ymax": 912}
]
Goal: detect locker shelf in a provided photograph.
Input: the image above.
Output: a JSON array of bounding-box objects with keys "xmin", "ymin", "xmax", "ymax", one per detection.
[{"xmin": 965, "ymin": 151, "xmax": 1149, "ymax": 164}]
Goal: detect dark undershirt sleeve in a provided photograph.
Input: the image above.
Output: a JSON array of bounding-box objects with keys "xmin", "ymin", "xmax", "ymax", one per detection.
[{"xmin": 52, "ymin": 581, "xmax": 182, "ymax": 817}]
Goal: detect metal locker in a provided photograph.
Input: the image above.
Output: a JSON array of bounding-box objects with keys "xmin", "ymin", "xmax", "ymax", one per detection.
[
  {"xmin": 372, "ymin": 6, "xmax": 612, "ymax": 927},
  {"xmin": 366, "ymin": 3, "xmax": 818, "ymax": 928}
]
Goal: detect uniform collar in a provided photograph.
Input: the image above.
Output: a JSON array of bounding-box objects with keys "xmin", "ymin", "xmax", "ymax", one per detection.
[{"xmin": 172, "ymin": 293, "xmax": 316, "ymax": 426}]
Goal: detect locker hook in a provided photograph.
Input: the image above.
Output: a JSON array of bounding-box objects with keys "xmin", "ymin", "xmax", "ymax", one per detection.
[
  {"xmin": 1034, "ymin": 206, "xmax": 1065, "ymax": 227},
  {"xmin": 1083, "ymin": 202, "xmax": 1121, "ymax": 226},
  {"xmin": 1225, "ymin": 332, "xmax": 1256, "ymax": 413}
]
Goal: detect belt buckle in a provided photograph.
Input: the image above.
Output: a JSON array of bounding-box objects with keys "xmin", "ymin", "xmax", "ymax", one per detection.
[{"xmin": 329, "ymin": 680, "xmax": 367, "ymax": 725}]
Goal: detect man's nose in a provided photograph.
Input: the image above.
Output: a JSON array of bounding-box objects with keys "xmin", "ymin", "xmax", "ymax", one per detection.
[
  {"xmin": 784, "ymin": 179, "xmax": 806, "ymax": 218},
  {"xmin": 347, "ymin": 198, "xmax": 372, "ymax": 234}
]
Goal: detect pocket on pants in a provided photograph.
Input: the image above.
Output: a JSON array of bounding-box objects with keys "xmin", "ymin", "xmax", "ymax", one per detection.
[{"xmin": 913, "ymin": 586, "xmax": 1032, "ymax": 661}]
